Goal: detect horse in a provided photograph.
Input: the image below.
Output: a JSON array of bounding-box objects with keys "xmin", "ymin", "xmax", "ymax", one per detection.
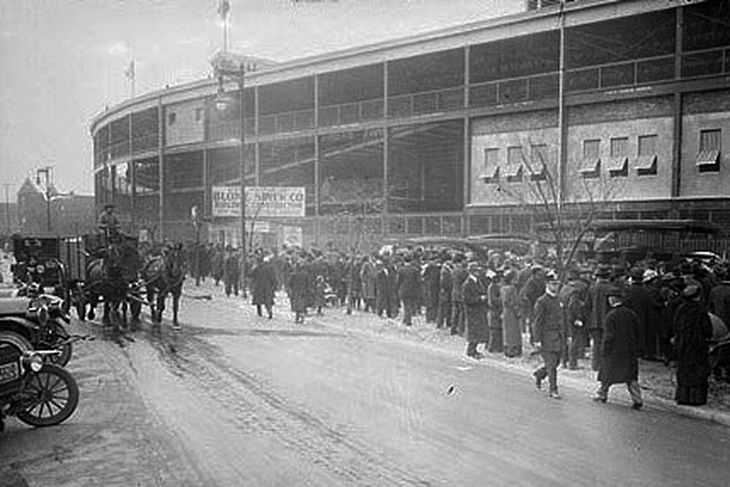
[
  {"xmin": 83, "ymin": 238, "xmax": 143, "ymax": 330},
  {"xmin": 142, "ymin": 244, "xmax": 186, "ymax": 328}
]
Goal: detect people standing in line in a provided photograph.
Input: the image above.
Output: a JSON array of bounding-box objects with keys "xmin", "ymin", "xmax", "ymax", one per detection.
[
  {"xmin": 397, "ymin": 255, "xmax": 421, "ymax": 326},
  {"xmin": 520, "ymin": 265, "xmax": 546, "ymax": 346},
  {"xmin": 500, "ymin": 269, "xmax": 522, "ymax": 358},
  {"xmin": 589, "ymin": 265, "xmax": 614, "ymax": 372},
  {"xmin": 450, "ymin": 254, "xmax": 467, "ymax": 336},
  {"xmin": 673, "ymin": 284, "xmax": 714, "ymax": 406},
  {"xmin": 532, "ymin": 272, "xmax": 565, "ymax": 400},
  {"xmin": 437, "ymin": 256, "xmax": 453, "ymax": 330},
  {"xmin": 250, "ymin": 254, "xmax": 277, "ymax": 319},
  {"xmin": 487, "ymin": 270, "xmax": 504, "ymax": 354},
  {"xmin": 314, "ymin": 275, "xmax": 327, "ymax": 315},
  {"xmin": 360, "ymin": 255, "xmax": 377, "ymax": 313},
  {"xmin": 463, "ymin": 261, "xmax": 489, "ymax": 360},
  {"xmin": 592, "ymin": 287, "xmax": 643, "ymax": 409}
]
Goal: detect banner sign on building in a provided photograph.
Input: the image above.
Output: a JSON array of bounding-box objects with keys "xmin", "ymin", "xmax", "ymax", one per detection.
[{"xmin": 212, "ymin": 186, "xmax": 305, "ymax": 218}]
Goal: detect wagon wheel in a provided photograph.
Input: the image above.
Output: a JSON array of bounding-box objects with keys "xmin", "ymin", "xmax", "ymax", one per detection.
[{"xmin": 16, "ymin": 364, "xmax": 80, "ymax": 427}]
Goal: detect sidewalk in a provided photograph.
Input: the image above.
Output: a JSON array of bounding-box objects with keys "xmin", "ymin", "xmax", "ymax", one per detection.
[{"xmin": 188, "ymin": 280, "xmax": 730, "ymax": 427}]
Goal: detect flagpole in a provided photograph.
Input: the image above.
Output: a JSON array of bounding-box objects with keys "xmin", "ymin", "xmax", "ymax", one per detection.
[{"xmin": 131, "ymin": 58, "xmax": 136, "ymax": 99}]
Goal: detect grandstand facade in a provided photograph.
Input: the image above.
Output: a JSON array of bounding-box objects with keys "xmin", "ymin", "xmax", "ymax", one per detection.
[{"xmin": 91, "ymin": 0, "xmax": 730, "ymax": 250}]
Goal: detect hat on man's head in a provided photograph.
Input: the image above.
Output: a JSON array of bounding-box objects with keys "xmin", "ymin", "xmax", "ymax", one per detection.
[{"xmin": 545, "ymin": 270, "xmax": 559, "ymax": 282}]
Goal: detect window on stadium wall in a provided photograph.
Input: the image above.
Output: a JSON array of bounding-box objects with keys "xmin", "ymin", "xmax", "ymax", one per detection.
[
  {"xmin": 259, "ymin": 136, "xmax": 315, "ymax": 215},
  {"xmin": 258, "ymin": 78, "xmax": 314, "ymax": 135},
  {"xmin": 164, "ymin": 152, "xmax": 203, "ymax": 191},
  {"xmin": 131, "ymin": 107, "xmax": 159, "ymax": 153},
  {"xmin": 565, "ymin": 10, "xmax": 676, "ymax": 92},
  {"xmin": 110, "ymin": 116, "xmax": 130, "ymax": 159},
  {"xmin": 319, "ymin": 129, "xmax": 384, "ymax": 216},
  {"xmin": 682, "ymin": 1, "xmax": 730, "ymax": 78},
  {"xmin": 164, "ymin": 192, "xmax": 203, "ymax": 239},
  {"xmin": 318, "ymin": 63, "xmax": 384, "ymax": 127},
  {"xmin": 387, "ymin": 120, "xmax": 463, "ymax": 213},
  {"xmin": 388, "ymin": 49, "xmax": 464, "ymax": 118},
  {"xmin": 469, "ymin": 31, "xmax": 559, "ymax": 106}
]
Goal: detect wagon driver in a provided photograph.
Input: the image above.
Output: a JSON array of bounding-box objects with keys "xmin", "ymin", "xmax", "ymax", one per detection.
[{"xmin": 98, "ymin": 202, "xmax": 121, "ymax": 247}]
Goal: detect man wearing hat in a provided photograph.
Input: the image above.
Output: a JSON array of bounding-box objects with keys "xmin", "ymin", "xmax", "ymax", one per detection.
[
  {"xmin": 463, "ymin": 261, "xmax": 489, "ymax": 359},
  {"xmin": 592, "ymin": 287, "xmax": 643, "ymax": 409},
  {"xmin": 673, "ymin": 284, "xmax": 713, "ymax": 406},
  {"xmin": 588, "ymin": 264, "xmax": 613, "ymax": 371},
  {"xmin": 532, "ymin": 271, "xmax": 565, "ymax": 399},
  {"xmin": 98, "ymin": 202, "xmax": 120, "ymax": 246}
]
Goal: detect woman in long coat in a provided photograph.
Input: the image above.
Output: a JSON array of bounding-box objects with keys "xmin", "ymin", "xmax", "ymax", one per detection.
[
  {"xmin": 501, "ymin": 270, "xmax": 522, "ymax": 357},
  {"xmin": 673, "ymin": 284, "xmax": 713, "ymax": 406},
  {"xmin": 463, "ymin": 263, "xmax": 489, "ymax": 358}
]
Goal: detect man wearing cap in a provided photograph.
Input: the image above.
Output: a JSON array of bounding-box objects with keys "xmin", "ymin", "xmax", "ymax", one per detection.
[
  {"xmin": 624, "ymin": 267, "xmax": 655, "ymax": 360},
  {"xmin": 559, "ymin": 268, "xmax": 590, "ymax": 369},
  {"xmin": 98, "ymin": 202, "xmax": 120, "ymax": 246},
  {"xmin": 593, "ymin": 287, "xmax": 643, "ymax": 409},
  {"xmin": 397, "ymin": 255, "xmax": 421, "ymax": 326},
  {"xmin": 532, "ymin": 271, "xmax": 565, "ymax": 399}
]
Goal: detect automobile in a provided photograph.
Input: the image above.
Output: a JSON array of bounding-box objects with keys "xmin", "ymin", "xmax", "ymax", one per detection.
[
  {"xmin": 0, "ymin": 289, "xmax": 77, "ymax": 366},
  {"xmin": 0, "ymin": 344, "xmax": 79, "ymax": 432}
]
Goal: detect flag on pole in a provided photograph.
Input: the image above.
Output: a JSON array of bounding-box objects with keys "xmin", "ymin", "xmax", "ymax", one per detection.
[
  {"xmin": 124, "ymin": 59, "xmax": 135, "ymax": 80},
  {"xmin": 218, "ymin": 0, "xmax": 230, "ymax": 20}
]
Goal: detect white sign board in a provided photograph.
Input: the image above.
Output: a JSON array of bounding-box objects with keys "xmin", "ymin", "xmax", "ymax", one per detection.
[
  {"xmin": 212, "ymin": 186, "xmax": 305, "ymax": 218},
  {"xmin": 212, "ymin": 186, "xmax": 241, "ymax": 217}
]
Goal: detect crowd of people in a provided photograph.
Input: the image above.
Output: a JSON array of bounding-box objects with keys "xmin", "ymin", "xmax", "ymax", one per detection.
[{"xmin": 183, "ymin": 241, "xmax": 729, "ymax": 407}]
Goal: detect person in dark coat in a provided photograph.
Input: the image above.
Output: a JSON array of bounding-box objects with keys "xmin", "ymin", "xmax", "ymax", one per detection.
[
  {"xmin": 375, "ymin": 259, "xmax": 392, "ymax": 318},
  {"xmin": 223, "ymin": 247, "xmax": 240, "ymax": 297},
  {"xmin": 520, "ymin": 266, "xmax": 546, "ymax": 346},
  {"xmin": 437, "ymin": 259, "xmax": 453, "ymax": 329},
  {"xmin": 673, "ymin": 284, "xmax": 714, "ymax": 406},
  {"xmin": 592, "ymin": 288, "xmax": 643, "ymax": 409},
  {"xmin": 589, "ymin": 265, "xmax": 614, "ymax": 371},
  {"xmin": 397, "ymin": 256, "xmax": 421, "ymax": 326},
  {"xmin": 288, "ymin": 261, "xmax": 309, "ymax": 323},
  {"xmin": 559, "ymin": 269, "xmax": 590, "ymax": 369},
  {"xmin": 487, "ymin": 271, "xmax": 503, "ymax": 353},
  {"xmin": 450, "ymin": 255, "xmax": 468, "ymax": 336},
  {"xmin": 463, "ymin": 262, "xmax": 489, "ymax": 359},
  {"xmin": 708, "ymin": 269, "xmax": 730, "ymax": 331},
  {"xmin": 360, "ymin": 256, "xmax": 377, "ymax": 313},
  {"xmin": 532, "ymin": 271, "xmax": 564, "ymax": 399},
  {"xmin": 314, "ymin": 275, "xmax": 327, "ymax": 315},
  {"xmin": 422, "ymin": 256, "xmax": 441, "ymax": 324},
  {"xmin": 250, "ymin": 255, "xmax": 277, "ymax": 319},
  {"xmin": 500, "ymin": 269, "xmax": 522, "ymax": 357}
]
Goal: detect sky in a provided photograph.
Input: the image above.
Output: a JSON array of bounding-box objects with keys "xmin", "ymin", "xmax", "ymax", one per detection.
[{"xmin": 0, "ymin": 0, "xmax": 519, "ymax": 198}]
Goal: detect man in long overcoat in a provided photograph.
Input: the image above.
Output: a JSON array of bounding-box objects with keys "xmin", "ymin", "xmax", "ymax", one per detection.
[
  {"xmin": 250, "ymin": 255, "xmax": 277, "ymax": 319},
  {"xmin": 450, "ymin": 254, "xmax": 467, "ymax": 336},
  {"xmin": 223, "ymin": 247, "xmax": 240, "ymax": 297},
  {"xmin": 397, "ymin": 255, "xmax": 421, "ymax": 326},
  {"xmin": 589, "ymin": 265, "xmax": 614, "ymax": 371},
  {"xmin": 500, "ymin": 269, "xmax": 522, "ymax": 357},
  {"xmin": 593, "ymin": 288, "xmax": 643, "ymax": 409},
  {"xmin": 673, "ymin": 284, "xmax": 713, "ymax": 406},
  {"xmin": 422, "ymin": 256, "xmax": 441, "ymax": 324},
  {"xmin": 532, "ymin": 272, "xmax": 564, "ymax": 399},
  {"xmin": 437, "ymin": 258, "xmax": 453, "ymax": 329},
  {"xmin": 487, "ymin": 271, "xmax": 503, "ymax": 353},
  {"xmin": 375, "ymin": 259, "xmax": 393, "ymax": 318},
  {"xmin": 463, "ymin": 262, "xmax": 489, "ymax": 359},
  {"xmin": 288, "ymin": 261, "xmax": 309, "ymax": 323},
  {"xmin": 360, "ymin": 256, "xmax": 377, "ymax": 313}
]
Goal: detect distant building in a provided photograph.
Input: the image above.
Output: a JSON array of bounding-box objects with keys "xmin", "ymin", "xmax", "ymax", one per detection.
[
  {"xmin": 0, "ymin": 201, "xmax": 19, "ymax": 236},
  {"xmin": 16, "ymin": 178, "xmax": 95, "ymax": 236}
]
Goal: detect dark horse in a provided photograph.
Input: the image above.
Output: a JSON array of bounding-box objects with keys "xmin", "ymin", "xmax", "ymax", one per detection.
[
  {"xmin": 84, "ymin": 238, "xmax": 143, "ymax": 330},
  {"xmin": 143, "ymin": 244, "xmax": 186, "ymax": 328}
]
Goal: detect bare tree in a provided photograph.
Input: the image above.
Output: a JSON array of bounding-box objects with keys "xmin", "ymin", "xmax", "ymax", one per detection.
[{"xmin": 485, "ymin": 140, "xmax": 622, "ymax": 278}]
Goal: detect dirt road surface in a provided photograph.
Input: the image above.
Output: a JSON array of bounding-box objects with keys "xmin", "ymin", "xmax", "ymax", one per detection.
[{"xmin": 2, "ymin": 284, "xmax": 730, "ymax": 486}]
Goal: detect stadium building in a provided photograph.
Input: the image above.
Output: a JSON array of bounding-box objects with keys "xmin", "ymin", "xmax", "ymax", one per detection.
[{"xmin": 91, "ymin": 0, "xmax": 730, "ymax": 251}]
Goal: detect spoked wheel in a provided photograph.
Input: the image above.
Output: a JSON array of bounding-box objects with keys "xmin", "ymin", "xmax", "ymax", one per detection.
[{"xmin": 16, "ymin": 364, "xmax": 80, "ymax": 427}]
